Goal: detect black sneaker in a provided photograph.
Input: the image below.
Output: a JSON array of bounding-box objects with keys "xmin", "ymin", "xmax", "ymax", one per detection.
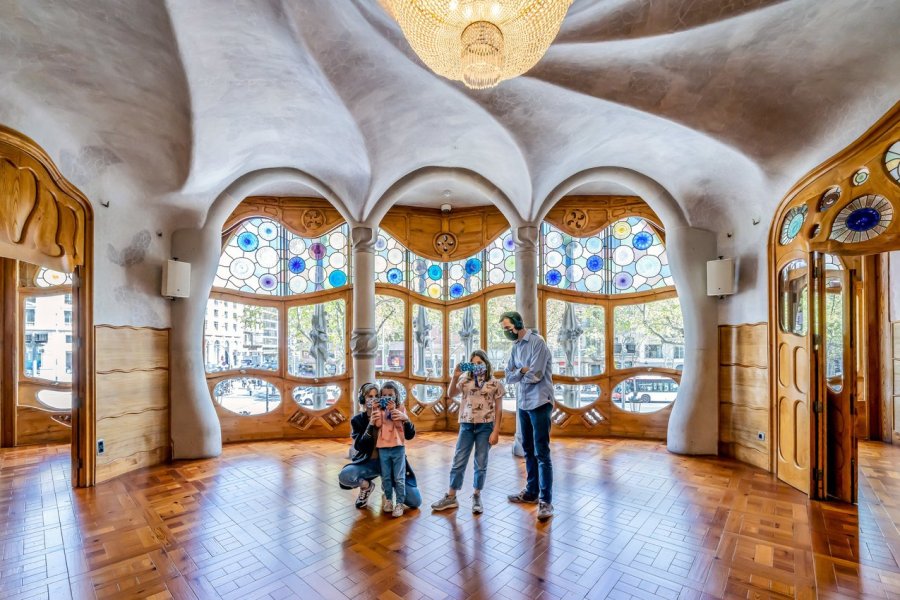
[
  {"xmin": 355, "ymin": 483, "xmax": 374, "ymax": 509},
  {"xmin": 507, "ymin": 490, "xmax": 539, "ymax": 504}
]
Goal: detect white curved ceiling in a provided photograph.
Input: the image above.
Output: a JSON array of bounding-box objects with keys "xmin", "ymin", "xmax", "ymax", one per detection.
[{"xmin": 1, "ymin": 0, "xmax": 898, "ymax": 228}]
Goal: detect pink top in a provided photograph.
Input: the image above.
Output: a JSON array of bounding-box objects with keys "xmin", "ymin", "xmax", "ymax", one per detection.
[
  {"xmin": 374, "ymin": 407, "xmax": 407, "ymax": 448},
  {"xmin": 458, "ymin": 378, "xmax": 504, "ymax": 424}
]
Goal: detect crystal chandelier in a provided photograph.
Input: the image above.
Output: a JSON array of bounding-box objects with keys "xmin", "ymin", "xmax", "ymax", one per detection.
[{"xmin": 381, "ymin": 0, "xmax": 573, "ymax": 89}]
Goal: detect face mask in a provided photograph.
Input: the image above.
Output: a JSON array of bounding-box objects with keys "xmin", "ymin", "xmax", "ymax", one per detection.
[{"xmin": 503, "ymin": 329, "xmax": 518, "ymax": 341}]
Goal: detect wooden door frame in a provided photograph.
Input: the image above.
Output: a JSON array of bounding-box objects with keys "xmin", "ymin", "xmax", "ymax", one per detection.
[{"xmin": 0, "ymin": 126, "xmax": 94, "ymax": 487}]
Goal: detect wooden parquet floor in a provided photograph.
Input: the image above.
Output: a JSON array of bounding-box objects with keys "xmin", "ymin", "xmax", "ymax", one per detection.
[{"xmin": 2, "ymin": 436, "xmax": 900, "ymax": 600}]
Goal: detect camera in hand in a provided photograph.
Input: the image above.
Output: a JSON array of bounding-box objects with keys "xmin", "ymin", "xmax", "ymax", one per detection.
[
  {"xmin": 377, "ymin": 396, "xmax": 396, "ymax": 419},
  {"xmin": 459, "ymin": 362, "xmax": 487, "ymax": 375}
]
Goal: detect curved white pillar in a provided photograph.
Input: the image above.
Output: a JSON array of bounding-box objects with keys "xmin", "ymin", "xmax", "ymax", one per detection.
[
  {"xmin": 510, "ymin": 225, "xmax": 540, "ymax": 457},
  {"xmin": 351, "ymin": 225, "xmax": 377, "ymax": 412}
]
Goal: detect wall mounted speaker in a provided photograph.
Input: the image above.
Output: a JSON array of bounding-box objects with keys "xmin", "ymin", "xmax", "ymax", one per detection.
[
  {"xmin": 162, "ymin": 259, "xmax": 190, "ymax": 299},
  {"xmin": 706, "ymin": 258, "xmax": 735, "ymax": 296}
]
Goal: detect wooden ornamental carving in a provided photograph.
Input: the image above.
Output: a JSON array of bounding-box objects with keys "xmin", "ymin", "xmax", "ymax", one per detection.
[
  {"xmin": 544, "ymin": 196, "xmax": 663, "ymax": 237},
  {"xmin": 224, "ymin": 197, "xmax": 345, "ymax": 239},
  {"xmin": 433, "ymin": 232, "xmax": 458, "ymax": 255},
  {"xmin": 379, "ymin": 205, "xmax": 509, "ymax": 261},
  {"xmin": 0, "ymin": 129, "xmax": 89, "ymax": 273}
]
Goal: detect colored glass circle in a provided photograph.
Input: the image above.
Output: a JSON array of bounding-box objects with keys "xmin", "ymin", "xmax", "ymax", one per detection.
[
  {"xmin": 566, "ymin": 265, "xmax": 583, "ymax": 282},
  {"xmin": 565, "ymin": 241, "xmax": 583, "ymax": 259},
  {"xmin": 546, "ymin": 269, "xmax": 562, "ymax": 286},
  {"xmin": 328, "ymin": 270, "xmax": 347, "ymax": 287},
  {"xmin": 886, "ymin": 141, "xmax": 900, "ymax": 183},
  {"xmin": 329, "ymin": 253, "xmax": 346, "ymax": 269},
  {"xmin": 504, "ymin": 256, "xmax": 516, "ymax": 271},
  {"xmin": 230, "ymin": 257, "xmax": 254, "ymax": 280},
  {"xmin": 614, "ymin": 245, "xmax": 634, "ymax": 265},
  {"xmin": 846, "ymin": 207, "xmax": 881, "ymax": 232},
  {"xmin": 256, "ymin": 246, "xmax": 278, "ymax": 268},
  {"xmin": 852, "ymin": 168, "xmax": 869, "ymax": 186},
  {"xmin": 488, "ymin": 269, "xmax": 503, "ymax": 284},
  {"xmin": 387, "ymin": 248, "xmax": 404, "ymax": 265},
  {"xmin": 258, "ymin": 221, "xmax": 278, "ymax": 241},
  {"xmin": 488, "ymin": 248, "xmax": 503, "ymax": 264},
  {"xmin": 819, "ymin": 186, "xmax": 841, "ymax": 211},
  {"xmin": 237, "ymin": 232, "xmax": 259, "ymax": 251},
  {"xmin": 786, "ymin": 213, "xmax": 804, "ymax": 238},
  {"xmin": 545, "ymin": 231, "xmax": 563, "ymax": 249},
  {"xmin": 329, "ymin": 231, "xmax": 346, "ymax": 248},
  {"xmin": 413, "ymin": 259, "xmax": 428, "ymax": 275},
  {"xmin": 633, "ymin": 232, "xmax": 653, "ymax": 250},
  {"xmin": 289, "ymin": 276, "xmax": 306, "ymax": 294},
  {"xmin": 779, "ymin": 205, "xmax": 808, "ymax": 245},
  {"xmin": 449, "ymin": 283, "xmax": 465, "ymax": 298},
  {"xmin": 289, "ymin": 238, "xmax": 305, "ymax": 254},
  {"xmin": 612, "ymin": 221, "xmax": 632, "ymax": 239},
  {"xmin": 586, "ymin": 255, "xmax": 603, "ymax": 272},
  {"xmin": 585, "ymin": 274, "xmax": 603, "ymax": 292},
  {"xmin": 635, "ymin": 255, "xmax": 662, "ymax": 277},
  {"xmin": 310, "ymin": 243, "xmax": 326, "ymax": 260},
  {"xmin": 545, "ymin": 251, "xmax": 563, "ymax": 268},
  {"xmin": 465, "ymin": 258, "xmax": 482, "ymax": 275},
  {"xmin": 585, "ymin": 237, "xmax": 603, "ymax": 254},
  {"xmin": 427, "ymin": 284, "xmax": 442, "ymax": 298},
  {"xmin": 386, "ymin": 268, "xmax": 403, "ymax": 284},
  {"xmin": 449, "ymin": 264, "xmax": 464, "ymax": 279},
  {"xmin": 375, "ymin": 235, "xmax": 388, "ymax": 252},
  {"xmin": 289, "ymin": 257, "xmax": 306, "ymax": 274},
  {"xmin": 503, "ymin": 235, "xmax": 515, "ymax": 251},
  {"xmin": 427, "ymin": 264, "xmax": 443, "ymax": 281},
  {"xmin": 259, "ymin": 274, "xmax": 278, "ymax": 291},
  {"xmin": 374, "ymin": 256, "xmax": 387, "ymax": 272},
  {"xmin": 614, "ymin": 272, "xmax": 633, "ymax": 289}
]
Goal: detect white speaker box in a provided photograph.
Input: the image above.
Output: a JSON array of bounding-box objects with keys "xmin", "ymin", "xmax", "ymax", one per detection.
[
  {"xmin": 162, "ymin": 259, "xmax": 191, "ymax": 298},
  {"xmin": 706, "ymin": 258, "xmax": 735, "ymax": 296}
]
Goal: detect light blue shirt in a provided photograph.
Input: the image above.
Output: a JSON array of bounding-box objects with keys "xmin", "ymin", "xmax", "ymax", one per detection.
[{"xmin": 505, "ymin": 330, "xmax": 555, "ymax": 411}]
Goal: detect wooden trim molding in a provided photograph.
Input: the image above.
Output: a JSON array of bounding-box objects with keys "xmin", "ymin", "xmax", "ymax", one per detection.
[{"xmin": 544, "ymin": 196, "xmax": 663, "ymax": 237}]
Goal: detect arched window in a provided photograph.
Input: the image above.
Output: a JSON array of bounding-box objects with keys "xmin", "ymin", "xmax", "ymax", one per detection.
[
  {"xmin": 539, "ymin": 200, "xmax": 683, "ymax": 431},
  {"xmin": 205, "ymin": 201, "xmax": 352, "ymax": 441}
]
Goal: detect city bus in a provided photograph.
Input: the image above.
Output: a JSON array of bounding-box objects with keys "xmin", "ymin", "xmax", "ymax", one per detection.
[{"xmin": 612, "ymin": 375, "xmax": 679, "ymax": 413}]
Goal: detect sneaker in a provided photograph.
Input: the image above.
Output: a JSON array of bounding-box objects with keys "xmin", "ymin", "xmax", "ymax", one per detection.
[
  {"xmin": 472, "ymin": 494, "xmax": 483, "ymax": 514},
  {"xmin": 392, "ymin": 503, "xmax": 405, "ymax": 518},
  {"xmin": 537, "ymin": 501, "xmax": 554, "ymax": 521},
  {"xmin": 383, "ymin": 498, "xmax": 393, "ymax": 512},
  {"xmin": 507, "ymin": 490, "xmax": 539, "ymax": 504},
  {"xmin": 355, "ymin": 483, "xmax": 373, "ymax": 509},
  {"xmin": 431, "ymin": 494, "xmax": 459, "ymax": 511}
]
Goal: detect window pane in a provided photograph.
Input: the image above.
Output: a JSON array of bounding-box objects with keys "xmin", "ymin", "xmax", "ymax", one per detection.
[
  {"xmin": 485, "ymin": 230, "xmax": 516, "ymax": 286},
  {"xmin": 285, "ymin": 224, "xmax": 349, "ymax": 293},
  {"xmin": 35, "ymin": 267, "xmax": 72, "ymax": 288},
  {"xmin": 409, "ymin": 256, "xmax": 444, "ymax": 299},
  {"xmin": 824, "ymin": 255, "xmax": 844, "ymax": 392},
  {"xmin": 447, "ymin": 255, "xmax": 483, "ymax": 299},
  {"xmin": 553, "ymin": 383, "xmax": 601, "ymax": 409},
  {"xmin": 412, "ymin": 305, "xmax": 443, "ymax": 377},
  {"xmin": 291, "ymin": 384, "xmax": 342, "ymax": 409},
  {"xmin": 412, "ymin": 384, "xmax": 444, "ymax": 405},
  {"xmin": 287, "ymin": 300, "xmax": 346, "ymax": 378},
  {"xmin": 613, "ymin": 298, "xmax": 684, "ymax": 370},
  {"xmin": 36, "ymin": 390, "xmax": 72, "ymax": 410},
  {"xmin": 375, "ymin": 295, "xmax": 405, "ymax": 372},
  {"xmin": 204, "ymin": 301, "xmax": 279, "ymax": 373},
  {"xmin": 214, "ymin": 218, "xmax": 285, "ymax": 295},
  {"xmin": 448, "ymin": 305, "xmax": 481, "ymax": 372},
  {"xmin": 486, "ymin": 295, "xmax": 516, "ymax": 372},
  {"xmin": 375, "ymin": 230, "xmax": 406, "ymax": 285},
  {"xmin": 778, "ymin": 259, "xmax": 808, "ymax": 336},
  {"xmin": 213, "ymin": 378, "xmax": 281, "ymax": 415},
  {"xmin": 545, "ymin": 299, "xmax": 605, "ymax": 377},
  {"xmin": 613, "ymin": 375, "xmax": 678, "ymax": 413},
  {"xmin": 23, "ymin": 294, "xmax": 72, "ymax": 382}
]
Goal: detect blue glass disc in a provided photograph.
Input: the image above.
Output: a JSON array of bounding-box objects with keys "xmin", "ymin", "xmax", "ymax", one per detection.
[
  {"xmin": 288, "ymin": 257, "xmax": 306, "ymax": 274},
  {"xmin": 328, "ymin": 270, "xmax": 347, "ymax": 287},
  {"xmin": 503, "ymin": 236, "xmax": 515, "ymax": 251},
  {"xmin": 449, "ymin": 283, "xmax": 465, "ymax": 298},
  {"xmin": 846, "ymin": 207, "xmax": 881, "ymax": 232},
  {"xmin": 615, "ymin": 272, "xmax": 633, "ymax": 289},
  {"xmin": 237, "ymin": 232, "xmax": 259, "ymax": 251},
  {"xmin": 427, "ymin": 264, "xmax": 443, "ymax": 281},
  {"xmin": 259, "ymin": 274, "xmax": 278, "ymax": 291},
  {"xmin": 464, "ymin": 258, "xmax": 482, "ymax": 275},
  {"xmin": 633, "ymin": 232, "xmax": 653, "ymax": 250},
  {"xmin": 546, "ymin": 269, "xmax": 562, "ymax": 286},
  {"xmin": 586, "ymin": 255, "xmax": 603, "ymax": 272},
  {"xmin": 386, "ymin": 268, "xmax": 403, "ymax": 284}
]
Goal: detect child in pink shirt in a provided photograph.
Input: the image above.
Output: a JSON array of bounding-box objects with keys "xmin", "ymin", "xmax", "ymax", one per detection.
[{"xmin": 370, "ymin": 383, "xmax": 409, "ymax": 517}]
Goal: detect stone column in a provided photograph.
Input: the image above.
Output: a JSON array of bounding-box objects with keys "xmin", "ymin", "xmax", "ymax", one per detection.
[
  {"xmin": 510, "ymin": 224, "xmax": 540, "ymax": 457},
  {"xmin": 350, "ymin": 226, "xmax": 377, "ymax": 414}
]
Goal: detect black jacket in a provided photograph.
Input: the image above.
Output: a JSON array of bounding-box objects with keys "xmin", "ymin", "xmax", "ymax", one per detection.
[{"xmin": 339, "ymin": 411, "xmax": 418, "ymax": 489}]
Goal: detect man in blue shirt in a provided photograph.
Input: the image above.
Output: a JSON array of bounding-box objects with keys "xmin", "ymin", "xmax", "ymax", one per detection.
[{"xmin": 500, "ymin": 311, "xmax": 554, "ymax": 521}]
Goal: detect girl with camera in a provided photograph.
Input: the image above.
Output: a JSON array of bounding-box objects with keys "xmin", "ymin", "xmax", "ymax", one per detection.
[
  {"xmin": 431, "ymin": 349, "xmax": 504, "ymax": 514},
  {"xmin": 370, "ymin": 381, "xmax": 411, "ymax": 516}
]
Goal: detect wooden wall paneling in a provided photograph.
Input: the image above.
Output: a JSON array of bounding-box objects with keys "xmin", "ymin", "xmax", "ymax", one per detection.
[
  {"xmin": 94, "ymin": 326, "xmax": 170, "ymax": 484},
  {"xmin": 15, "ymin": 381, "xmax": 71, "ymax": 445},
  {"xmin": 0, "ymin": 258, "xmax": 15, "ymax": 447}
]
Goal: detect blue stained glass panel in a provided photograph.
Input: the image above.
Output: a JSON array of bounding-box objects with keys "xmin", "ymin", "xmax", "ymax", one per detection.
[
  {"xmin": 465, "ymin": 258, "xmax": 482, "ymax": 275},
  {"xmin": 546, "ymin": 269, "xmax": 562, "ymax": 286},
  {"xmin": 847, "ymin": 207, "xmax": 881, "ymax": 231},
  {"xmin": 387, "ymin": 268, "xmax": 403, "ymax": 284},
  {"xmin": 449, "ymin": 283, "xmax": 465, "ymax": 298},
  {"xmin": 633, "ymin": 232, "xmax": 653, "ymax": 250},
  {"xmin": 237, "ymin": 232, "xmax": 259, "ymax": 251},
  {"xmin": 428, "ymin": 265, "xmax": 443, "ymax": 281},
  {"xmin": 329, "ymin": 270, "xmax": 348, "ymax": 287},
  {"xmin": 586, "ymin": 255, "xmax": 603, "ymax": 272},
  {"xmin": 288, "ymin": 257, "xmax": 306, "ymax": 274}
]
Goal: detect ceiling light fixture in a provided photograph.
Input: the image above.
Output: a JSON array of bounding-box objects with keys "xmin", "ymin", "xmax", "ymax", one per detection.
[{"xmin": 380, "ymin": 0, "xmax": 572, "ymax": 90}]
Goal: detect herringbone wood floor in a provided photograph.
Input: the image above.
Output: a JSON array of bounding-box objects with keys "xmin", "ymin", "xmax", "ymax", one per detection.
[{"xmin": 2, "ymin": 435, "xmax": 900, "ymax": 599}]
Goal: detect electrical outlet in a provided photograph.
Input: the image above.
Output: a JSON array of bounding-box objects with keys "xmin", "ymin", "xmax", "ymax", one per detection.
[
  {"xmin": 757, "ymin": 432, "xmax": 766, "ymax": 441},
  {"xmin": 97, "ymin": 439, "xmax": 105, "ymax": 455}
]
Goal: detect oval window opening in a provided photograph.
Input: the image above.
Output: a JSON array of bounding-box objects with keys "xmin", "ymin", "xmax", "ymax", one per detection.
[
  {"xmin": 36, "ymin": 390, "xmax": 73, "ymax": 411},
  {"xmin": 291, "ymin": 384, "xmax": 342, "ymax": 409},
  {"xmin": 213, "ymin": 378, "xmax": 281, "ymax": 416},
  {"xmin": 412, "ymin": 384, "xmax": 444, "ymax": 405},
  {"xmin": 553, "ymin": 384, "xmax": 601, "ymax": 408},
  {"xmin": 613, "ymin": 375, "xmax": 678, "ymax": 413}
]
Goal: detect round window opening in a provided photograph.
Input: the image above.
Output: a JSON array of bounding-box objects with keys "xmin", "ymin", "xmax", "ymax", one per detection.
[
  {"xmin": 213, "ymin": 378, "xmax": 281, "ymax": 416},
  {"xmin": 612, "ymin": 376, "xmax": 678, "ymax": 413}
]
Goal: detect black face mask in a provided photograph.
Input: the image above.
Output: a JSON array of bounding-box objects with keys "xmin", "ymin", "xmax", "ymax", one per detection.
[{"xmin": 503, "ymin": 329, "xmax": 518, "ymax": 341}]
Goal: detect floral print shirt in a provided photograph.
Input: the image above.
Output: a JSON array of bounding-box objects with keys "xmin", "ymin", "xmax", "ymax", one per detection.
[{"xmin": 458, "ymin": 377, "xmax": 504, "ymax": 424}]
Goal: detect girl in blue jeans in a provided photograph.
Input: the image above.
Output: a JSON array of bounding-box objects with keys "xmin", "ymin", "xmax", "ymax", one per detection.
[{"xmin": 431, "ymin": 349, "xmax": 504, "ymax": 514}]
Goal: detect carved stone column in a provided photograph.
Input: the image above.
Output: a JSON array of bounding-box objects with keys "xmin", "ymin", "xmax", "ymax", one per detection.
[
  {"xmin": 510, "ymin": 224, "xmax": 540, "ymax": 457},
  {"xmin": 351, "ymin": 226, "xmax": 377, "ymax": 413}
]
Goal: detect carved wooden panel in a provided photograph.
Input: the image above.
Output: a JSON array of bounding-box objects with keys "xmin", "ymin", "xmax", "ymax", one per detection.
[
  {"xmin": 379, "ymin": 205, "xmax": 510, "ymax": 261},
  {"xmin": 0, "ymin": 129, "xmax": 88, "ymax": 273},
  {"xmin": 544, "ymin": 196, "xmax": 662, "ymax": 237},
  {"xmin": 224, "ymin": 197, "xmax": 346, "ymax": 239}
]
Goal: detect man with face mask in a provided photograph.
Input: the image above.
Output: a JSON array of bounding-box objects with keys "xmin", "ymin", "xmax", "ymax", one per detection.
[{"xmin": 499, "ymin": 311, "xmax": 555, "ymax": 521}]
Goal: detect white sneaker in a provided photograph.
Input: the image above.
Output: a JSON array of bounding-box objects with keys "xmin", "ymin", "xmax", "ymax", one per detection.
[
  {"xmin": 383, "ymin": 497, "xmax": 393, "ymax": 512},
  {"xmin": 392, "ymin": 503, "xmax": 405, "ymax": 517}
]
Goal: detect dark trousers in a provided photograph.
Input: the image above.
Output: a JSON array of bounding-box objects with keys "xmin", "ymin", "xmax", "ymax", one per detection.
[{"xmin": 519, "ymin": 402, "xmax": 553, "ymax": 503}]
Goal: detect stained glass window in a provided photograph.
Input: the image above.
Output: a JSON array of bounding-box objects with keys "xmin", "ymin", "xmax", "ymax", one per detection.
[
  {"xmin": 852, "ymin": 168, "xmax": 869, "ymax": 186},
  {"xmin": 408, "ymin": 255, "xmax": 444, "ymax": 299},
  {"xmin": 35, "ymin": 267, "xmax": 72, "ymax": 288},
  {"xmin": 447, "ymin": 256, "xmax": 483, "ymax": 299},
  {"xmin": 779, "ymin": 205, "xmax": 807, "ymax": 245},
  {"xmin": 375, "ymin": 230, "xmax": 406, "ymax": 285},
  {"xmin": 214, "ymin": 218, "xmax": 350, "ymax": 295},
  {"xmin": 485, "ymin": 231, "xmax": 516, "ymax": 286},
  {"xmin": 541, "ymin": 218, "xmax": 673, "ymax": 294},
  {"xmin": 829, "ymin": 194, "xmax": 893, "ymax": 243},
  {"xmin": 886, "ymin": 141, "xmax": 900, "ymax": 185}
]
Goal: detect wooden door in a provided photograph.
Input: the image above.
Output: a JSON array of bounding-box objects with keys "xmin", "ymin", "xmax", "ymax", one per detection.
[
  {"xmin": 821, "ymin": 255, "xmax": 857, "ymax": 502},
  {"xmin": 775, "ymin": 256, "xmax": 814, "ymax": 494}
]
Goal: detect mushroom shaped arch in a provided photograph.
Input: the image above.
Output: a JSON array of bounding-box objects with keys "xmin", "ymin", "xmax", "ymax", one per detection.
[
  {"xmin": 169, "ymin": 168, "xmax": 355, "ymax": 459},
  {"xmin": 537, "ymin": 167, "xmax": 718, "ymax": 455}
]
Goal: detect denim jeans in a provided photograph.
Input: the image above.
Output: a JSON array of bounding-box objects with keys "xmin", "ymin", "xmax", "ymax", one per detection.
[
  {"xmin": 449, "ymin": 422, "xmax": 494, "ymax": 491},
  {"xmin": 338, "ymin": 458, "xmax": 422, "ymax": 508},
  {"xmin": 378, "ymin": 446, "xmax": 406, "ymax": 505},
  {"xmin": 519, "ymin": 402, "xmax": 553, "ymax": 503}
]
